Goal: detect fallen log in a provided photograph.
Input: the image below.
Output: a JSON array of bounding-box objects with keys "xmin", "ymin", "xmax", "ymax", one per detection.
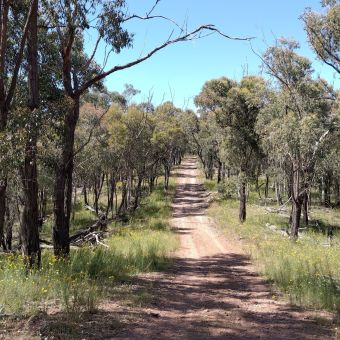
[{"xmin": 69, "ymin": 216, "xmax": 108, "ymax": 246}]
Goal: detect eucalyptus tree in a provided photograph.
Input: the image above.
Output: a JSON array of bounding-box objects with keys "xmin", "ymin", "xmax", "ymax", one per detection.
[
  {"xmin": 260, "ymin": 39, "xmax": 337, "ymax": 238},
  {"xmin": 216, "ymin": 76, "xmax": 267, "ymax": 222},
  {"xmin": 302, "ymin": 0, "xmax": 340, "ymax": 74},
  {"xmin": 20, "ymin": 0, "xmax": 41, "ymax": 267},
  {"xmin": 194, "ymin": 78, "xmax": 236, "ymax": 181}
]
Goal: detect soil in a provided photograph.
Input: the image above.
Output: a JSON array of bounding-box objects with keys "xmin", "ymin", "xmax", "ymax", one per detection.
[{"xmin": 0, "ymin": 157, "xmax": 335, "ymax": 339}]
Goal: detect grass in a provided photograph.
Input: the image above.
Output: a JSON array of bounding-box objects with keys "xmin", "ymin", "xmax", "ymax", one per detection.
[
  {"xmin": 205, "ymin": 176, "xmax": 340, "ymax": 314},
  {"xmin": 0, "ymin": 182, "xmax": 178, "ymax": 316}
]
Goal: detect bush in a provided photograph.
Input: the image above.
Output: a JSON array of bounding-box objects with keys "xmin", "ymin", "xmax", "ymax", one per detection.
[{"xmin": 217, "ymin": 178, "xmax": 238, "ymax": 199}]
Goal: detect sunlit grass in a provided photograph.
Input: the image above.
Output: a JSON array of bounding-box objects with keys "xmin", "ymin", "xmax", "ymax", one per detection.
[
  {"xmin": 0, "ymin": 181, "xmax": 178, "ymax": 316},
  {"xmin": 206, "ymin": 177, "xmax": 340, "ymax": 313}
]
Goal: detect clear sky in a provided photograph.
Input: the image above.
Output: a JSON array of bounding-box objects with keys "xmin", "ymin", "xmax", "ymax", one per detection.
[{"xmin": 87, "ymin": 0, "xmax": 339, "ymax": 110}]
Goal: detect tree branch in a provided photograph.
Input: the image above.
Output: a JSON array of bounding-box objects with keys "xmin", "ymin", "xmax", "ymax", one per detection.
[
  {"xmin": 6, "ymin": 0, "xmax": 37, "ymax": 107},
  {"xmin": 80, "ymin": 25, "xmax": 253, "ymax": 95}
]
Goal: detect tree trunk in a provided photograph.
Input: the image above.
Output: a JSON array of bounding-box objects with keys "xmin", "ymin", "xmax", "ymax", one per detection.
[
  {"xmin": 5, "ymin": 203, "xmax": 13, "ymax": 251},
  {"xmin": 264, "ymin": 174, "xmax": 269, "ymax": 198},
  {"xmin": 83, "ymin": 184, "xmax": 88, "ymax": 205},
  {"xmin": 149, "ymin": 176, "xmax": 155, "ymax": 192},
  {"xmin": 275, "ymin": 181, "xmax": 283, "ymax": 205},
  {"xmin": 53, "ymin": 97, "xmax": 79, "ymax": 257},
  {"xmin": 319, "ymin": 177, "xmax": 325, "ymax": 205},
  {"xmin": 93, "ymin": 173, "xmax": 104, "ymax": 215},
  {"xmin": 164, "ymin": 163, "xmax": 170, "ymax": 190},
  {"xmin": 118, "ymin": 178, "xmax": 128, "ymax": 215},
  {"xmin": 20, "ymin": 0, "xmax": 41, "ymax": 267},
  {"xmin": 290, "ymin": 165, "xmax": 302, "ymax": 239},
  {"xmin": 20, "ymin": 136, "xmax": 41, "ymax": 267},
  {"xmin": 324, "ymin": 172, "xmax": 331, "ymax": 207},
  {"xmin": 291, "ymin": 199, "xmax": 302, "ymax": 239},
  {"xmin": 72, "ymin": 185, "xmax": 77, "ymax": 221},
  {"xmin": 217, "ymin": 160, "xmax": 222, "ymax": 183},
  {"xmin": 239, "ymin": 180, "xmax": 246, "ymax": 222},
  {"xmin": 221, "ymin": 162, "xmax": 226, "ymax": 181},
  {"xmin": 335, "ymin": 177, "xmax": 340, "ymax": 207},
  {"xmin": 134, "ymin": 176, "xmax": 143, "ymax": 210},
  {"xmin": 0, "ymin": 181, "xmax": 6, "ymax": 250},
  {"xmin": 302, "ymin": 188, "xmax": 308, "ymax": 226}
]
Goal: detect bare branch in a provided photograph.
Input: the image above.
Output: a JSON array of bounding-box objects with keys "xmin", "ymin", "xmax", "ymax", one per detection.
[
  {"xmin": 81, "ymin": 35, "xmax": 102, "ymax": 71},
  {"xmin": 80, "ymin": 25, "xmax": 254, "ymax": 94},
  {"xmin": 73, "ymin": 106, "xmax": 109, "ymax": 159}
]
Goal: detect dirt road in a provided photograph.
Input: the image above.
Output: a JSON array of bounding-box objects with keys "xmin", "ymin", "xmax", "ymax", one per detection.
[{"xmin": 114, "ymin": 157, "xmax": 333, "ymax": 339}]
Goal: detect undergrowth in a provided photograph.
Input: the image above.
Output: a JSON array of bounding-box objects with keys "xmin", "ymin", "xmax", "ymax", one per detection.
[{"xmin": 0, "ymin": 183, "xmax": 178, "ymax": 316}]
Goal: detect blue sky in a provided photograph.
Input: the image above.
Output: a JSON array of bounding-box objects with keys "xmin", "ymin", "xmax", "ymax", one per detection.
[{"xmin": 87, "ymin": 0, "xmax": 339, "ymax": 110}]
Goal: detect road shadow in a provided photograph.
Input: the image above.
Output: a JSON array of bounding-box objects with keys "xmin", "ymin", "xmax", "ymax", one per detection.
[{"xmin": 113, "ymin": 252, "xmax": 333, "ymax": 339}]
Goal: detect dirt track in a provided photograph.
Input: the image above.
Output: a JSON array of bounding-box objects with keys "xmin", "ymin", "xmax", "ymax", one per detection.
[{"xmin": 113, "ymin": 157, "xmax": 333, "ymax": 339}]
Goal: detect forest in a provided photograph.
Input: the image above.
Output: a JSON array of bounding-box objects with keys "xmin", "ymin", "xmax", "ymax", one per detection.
[{"xmin": 0, "ymin": 0, "xmax": 339, "ymax": 338}]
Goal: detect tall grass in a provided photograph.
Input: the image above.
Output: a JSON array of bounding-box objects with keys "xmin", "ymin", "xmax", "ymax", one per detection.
[
  {"xmin": 0, "ymin": 183, "xmax": 178, "ymax": 316},
  {"xmin": 206, "ymin": 179, "xmax": 340, "ymax": 313}
]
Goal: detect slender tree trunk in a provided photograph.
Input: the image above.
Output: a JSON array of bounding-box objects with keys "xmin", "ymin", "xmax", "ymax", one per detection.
[
  {"xmin": 5, "ymin": 203, "xmax": 13, "ymax": 251},
  {"xmin": 0, "ymin": 180, "xmax": 6, "ymax": 250},
  {"xmin": 302, "ymin": 189, "xmax": 308, "ymax": 226},
  {"xmin": 149, "ymin": 176, "xmax": 155, "ymax": 192},
  {"xmin": 93, "ymin": 173, "xmax": 105, "ymax": 215},
  {"xmin": 83, "ymin": 184, "xmax": 88, "ymax": 205},
  {"xmin": 221, "ymin": 162, "xmax": 226, "ymax": 181},
  {"xmin": 118, "ymin": 178, "xmax": 128, "ymax": 215},
  {"xmin": 20, "ymin": 0, "xmax": 40, "ymax": 267},
  {"xmin": 290, "ymin": 165, "xmax": 302, "ymax": 239},
  {"xmin": 275, "ymin": 181, "xmax": 283, "ymax": 205},
  {"xmin": 53, "ymin": 97, "xmax": 79, "ymax": 257},
  {"xmin": 264, "ymin": 174, "xmax": 269, "ymax": 198},
  {"xmin": 324, "ymin": 172, "xmax": 331, "ymax": 207},
  {"xmin": 0, "ymin": 2, "xmax": 10, "ymax": 252},
  {"xmin": 335, "ymin": 177, "xmax": 340, "ymax": 207},
  {"xmin": 291, "ymin": 198, "xmax": 302, "ymax": 239},
  {"xmin": 72, "ymin": 185, "xmax": 76, "ymax": 221},
  {"xmin": 20, "ymin": 135, "xmax": 40, "ymax": 267},
  {"xmin": 164, "ymin": 163, "xmax": 170, "ymax": 190},
  {"xmin": 320, "ymin": 177, "xmax": 325, "ymax": 205},
  {"xmin": 239, "ymin": 180, "xmax": 246, "ymax": 222},
  {"xmin": 217, "ymin": 160, "xmax": 222, "ymax": 183},
  {"xmin": 134, "ymin": 176, "xmax": 143, "ymax": 210}
]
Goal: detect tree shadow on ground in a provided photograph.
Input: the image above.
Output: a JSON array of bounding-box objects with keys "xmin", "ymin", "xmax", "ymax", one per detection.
[{"xmin": 113, "ymin": 253, "xmax": 334, "ymax": 339}]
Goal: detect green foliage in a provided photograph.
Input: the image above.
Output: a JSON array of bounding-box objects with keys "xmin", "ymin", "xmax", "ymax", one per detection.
[
  {"xmin": 217, "ymin": 178, "xmax": 238, "ymax": 199},
  {"xmin": 302, "ymin": 2, "xmax": 340, "ymax": 73}
]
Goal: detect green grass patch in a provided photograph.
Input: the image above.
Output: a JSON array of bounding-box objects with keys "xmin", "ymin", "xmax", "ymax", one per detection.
[
  {"xmin": 207, "ymin": 178, "xmax": 340, "ymax": 314},
  {"xmin": 0, "ymin": 182, "xmax": 178, "ymax": 316}
]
